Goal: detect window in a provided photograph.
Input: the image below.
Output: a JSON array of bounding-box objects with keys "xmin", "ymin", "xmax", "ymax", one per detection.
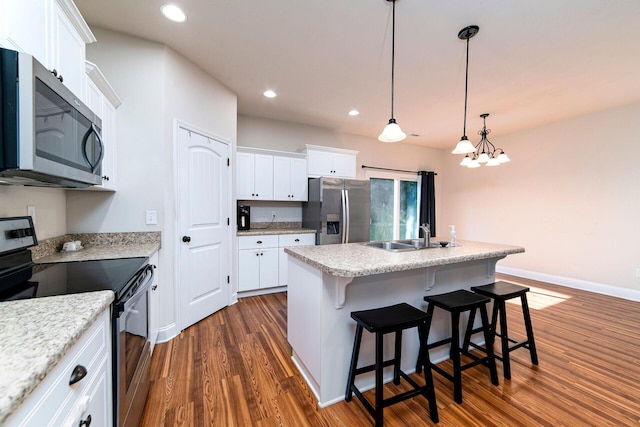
[{"xmin": 367, "ymin": 171, "xmax": 420, "ymax": 241}]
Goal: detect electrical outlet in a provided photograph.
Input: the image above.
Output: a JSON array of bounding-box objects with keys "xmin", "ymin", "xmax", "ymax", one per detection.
[
  {"xmin": 145, "ymin": 210, "xmax": 158, "ymax": 225},
  {"xmin": 272, "ymin": 210, "xmax": 276, "ymax": 218}
]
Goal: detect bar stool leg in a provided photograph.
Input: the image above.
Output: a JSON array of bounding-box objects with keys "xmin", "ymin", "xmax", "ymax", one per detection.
[
  {"xmin": 375, "ymin": 331, "xmax": 384, "ymax": 427},
  {"xmin": 345, "ymin": 325, "xmax": 363, "ymax": 401},
  {"xmin": 462, "ymin": 307, "xmax": 477, "ymax": 353},
  {"xmin": 393, "ymin": 330, "xmax": 402, "ymax": 385},
  {"xmin": 496, "ymin": 299, "xmax": 511, "ymax": 379},
  {"xmin": 417, "ymin": 322, "xmax": 439, "ymax": 423},
  {"xmin": 450, "ymin": 311, "xmax": 463, "ymax": 404},
  {"xmin": 521, "ymin": 293, "xmax": 539, "ymax": 365},
  {"xmin": 416, "ymin": 304, "xmax": 435, "ymax": 374},
  {"xmin": 480, "ymin": 304, "xmax": 499, "ymax": 385}
]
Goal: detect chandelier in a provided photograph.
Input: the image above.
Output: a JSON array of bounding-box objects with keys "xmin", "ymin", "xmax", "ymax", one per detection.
[{"xmin": 460, "ymin": 114, "xmax": 510, "ymax": 167}]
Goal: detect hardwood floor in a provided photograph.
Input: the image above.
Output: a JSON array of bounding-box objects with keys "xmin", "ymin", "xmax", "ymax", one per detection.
[{"xmin": 140, "ymin": 274, "xmax": 640, "ymax": 426}]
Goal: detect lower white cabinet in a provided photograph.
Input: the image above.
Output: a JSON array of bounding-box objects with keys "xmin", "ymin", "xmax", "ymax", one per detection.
[
  {"xmin": 278, "ymin": 234, "xmax": 316, "ymax": 286},
  {"xmin": 149, "ymin": 251, "xmax": 159, "ymax": 352},
  {"xmin": 238, "ymin": 233, "xmax": 315, "ymax": 292},
  {"xmin": 6, "ymin": 308, "xmax": 112, "ymax": 427}
]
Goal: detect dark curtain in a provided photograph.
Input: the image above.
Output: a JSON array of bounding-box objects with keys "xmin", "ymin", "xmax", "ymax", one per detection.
[{"xmin": 418, "ymin": 171, "xmax": 436, "ymax": 237}]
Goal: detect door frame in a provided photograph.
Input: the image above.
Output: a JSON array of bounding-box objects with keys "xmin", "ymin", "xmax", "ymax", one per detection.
[{"xmin": 172, "ymin": 119, "xmax": 234, "ymax": 333}]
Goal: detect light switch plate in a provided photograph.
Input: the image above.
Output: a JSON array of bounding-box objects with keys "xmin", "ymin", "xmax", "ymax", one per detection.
[{"xmin": 145, "ymin": 210, "xmax": 158, "ymax": 225}]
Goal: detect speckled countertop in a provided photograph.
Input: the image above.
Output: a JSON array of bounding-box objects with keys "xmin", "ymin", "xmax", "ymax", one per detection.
[
  {"xmin": 35, "ymin": 242, "xmax": 160, "ymax": 264},
  {"xmin": 237, "ymin": 228, "xmax": 316, "ymax": 237},
  {"xmin": 0, "ymin": 291, "xmax": 114, "ymax": 424},
  {"xmin": 284, "ymin": 240, "xmax": 524, "ymax": 277}
]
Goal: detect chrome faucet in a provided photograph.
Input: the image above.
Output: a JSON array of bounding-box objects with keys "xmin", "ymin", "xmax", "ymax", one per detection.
[{"xmin": 420, "ymin": 223, "xmax": 431, "ymax": 248}]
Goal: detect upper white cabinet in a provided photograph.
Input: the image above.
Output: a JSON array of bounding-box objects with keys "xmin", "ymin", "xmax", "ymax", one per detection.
[
  {"xmin": 273, "ymin": 155, "xmax": 308, "ymax": 201},
  {"xmin": 84, "ymin": 61, "xmax": 121, "ymax": 191},
  {"xmin": 0, "ymin": 0, "xmax": 96, "ymax": 101},
  {"xmin": 304, "ymin": 144, "xmax": 358, "ymax": 178},
  {"xmin": 237, "ymin": 151, "xmax": 274, "ymax": 200}
]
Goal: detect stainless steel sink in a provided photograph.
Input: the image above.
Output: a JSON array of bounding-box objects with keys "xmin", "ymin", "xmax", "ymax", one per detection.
[{"xmin": 364, "ymin": 239, "xmax": 441, "ymax": 252}]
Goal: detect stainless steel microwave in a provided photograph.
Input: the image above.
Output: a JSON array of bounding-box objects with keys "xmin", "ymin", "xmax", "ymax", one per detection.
[{"xmin": 0, "ymin": 47, "xmax": 103, "ymax": 187}]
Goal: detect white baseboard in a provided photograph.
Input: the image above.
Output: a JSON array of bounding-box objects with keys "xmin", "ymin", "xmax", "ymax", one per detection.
[
  {"xmin": 156, "ymin": 322, "xmax": 178, "ymax": 343},
  {"xmin": 497, "ymin": 266, "xmax": 640, "ymax": 302},
  {"xmin": 237, "ymin": 285, "xmax": 287, "ymax": 298}
]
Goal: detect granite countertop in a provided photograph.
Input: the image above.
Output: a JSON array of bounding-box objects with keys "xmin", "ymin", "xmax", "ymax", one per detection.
[
  {"xmin": 284, "ymin": 240, "xmax": 525, "ymax": 277},
  {"xmin": 237, "ymin": 228, "xmax": 316, "ymax": 237},
  {"xmin": 0, "ymin": 291, "xmax": 114, "ymax": 424},
  {"xmin": 35, "ymin": 242, "xmax": 161, "ymax": 264}
]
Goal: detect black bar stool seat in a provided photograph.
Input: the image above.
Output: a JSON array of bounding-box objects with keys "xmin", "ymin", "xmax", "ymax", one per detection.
[
  {"xmin": 417, "ymin": 289, "xmax": 499, "ymax": 404},
  {"xmin": 346, "ymin": 303, "xmax": 438, "ymax": 426},
  {"xmin": 464, "ymin": 281, "xmax": 539, "ymax": 379}
]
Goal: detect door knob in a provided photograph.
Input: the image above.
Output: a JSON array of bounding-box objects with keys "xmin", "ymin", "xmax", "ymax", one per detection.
[{"xmin": 182, "ymin": 236, "xmax": 191, "ymax": 243}]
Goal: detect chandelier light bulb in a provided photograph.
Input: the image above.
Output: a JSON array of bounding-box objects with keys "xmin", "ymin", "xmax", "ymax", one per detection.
[
  {"xmin": 477, "ymin": 152, "xmax": 490, "ymax": 163},
  {"xmin": 460, "ymin": 155, "xmax": 472, "ymax": 166},
  {"xmin": 467, "ymin": 159, "xmax": 481, "ymax": 168},
  {"xmin": 497, "ymin": 151, "xmax": 511, "ymax": 163},
  {"xmin": 486, "ymin": 157, "xmax": 500, "ymax": 166}
]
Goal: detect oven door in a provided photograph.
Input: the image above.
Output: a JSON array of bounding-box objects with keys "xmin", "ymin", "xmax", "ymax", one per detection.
[{"xmin": 114, "ymin": 264, "xmax": 154, "ymax": 427}]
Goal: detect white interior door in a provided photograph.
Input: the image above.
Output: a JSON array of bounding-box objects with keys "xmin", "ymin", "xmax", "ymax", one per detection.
[{"xmin": 177, "ymin": 125, "xmax": 230, "ymax": 331}]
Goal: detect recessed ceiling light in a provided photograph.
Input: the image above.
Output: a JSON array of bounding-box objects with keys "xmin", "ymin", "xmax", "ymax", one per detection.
[
  {"xmin": 161, "ymin": 4, "xmax": 186, "ymax": 23},
  {"xmin": 263, "ymin": 90, "xmax": 277, "ymax": 98},
  {"xmin": 348, "ymin": 110, "xmax": 360, "ymax": 116}
]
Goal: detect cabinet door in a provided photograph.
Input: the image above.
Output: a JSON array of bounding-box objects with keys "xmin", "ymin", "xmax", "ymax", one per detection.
[
  {"xmin": 238, "ymin": 249, "xmax": 260, "ymax": 291},
  {"xmin": 236, "ymin": 152, "xmax": 256, "ymax": 199},
  {"xmin": 273, "ymin": 156, "xmax": 291, "ymax": 201},
  {"xmin": 289, "ymin": 158, "xmax": 308, "ymax": 201},
  {"xmin": 278, "ymin": 247, "xmax": 287, "ymax": 286},
  {"xmin": 307, "ymin": 149, "xmax": 334, "ymax": 177},
  {"xmin": 50, "ymin": 1, "xmax": 86, "ymax": 98},
  {"xmin": 332, "ymin": 152, "xmax": 356, "ymax": 178},
  {"xmin": 71, "ymin": 356, "xmax": 111, "ymax": 427},
  {"xmin": 258, "ymin": 247, "xmax": 279, "ymax": 289},
  {"xmin": 253, "ymin": 154, "xmax": 273, "ymax": 200},
  {"xmin": 0, "ymin": 0, "xmax": 48, "ymax": 63}
]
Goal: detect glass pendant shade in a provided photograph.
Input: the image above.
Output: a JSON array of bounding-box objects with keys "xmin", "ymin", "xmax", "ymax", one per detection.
[
  {"xmin": 378, "ymin": 119, "xmax": 406, "ymax": 143},
  {"xmin": 477, "ymin": 152, "xmax": 490, "ymax": 163},
  {"xmin": 486, "ymin": 157, "xmax": 500, "ymax": 166},
  {"xmin": 497, "ymin": 152, "xmax": 511, "ymax": 163},
  {"xmin": 467, "ymin": 159, "xmax": 481, "ymax": 168},
  {"xmin": 452, "ymin": 136, "xmax": 476, "ymax": 154},
  {"xmin": 459, "ymin": 155, "xmax": 472, "ymax": 166}
]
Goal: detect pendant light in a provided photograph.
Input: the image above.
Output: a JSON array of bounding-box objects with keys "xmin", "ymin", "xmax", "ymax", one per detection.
[
  {"xmin": 378, "ymin": 0, "xmax": 406, "ymax": 143},
  {"xmin": 461, "ymin": 113, "xmax": 511, "ymax": 168},
  {"xmin": 451, "ymin": 25, "xmax": 479, "ymax": 154}
]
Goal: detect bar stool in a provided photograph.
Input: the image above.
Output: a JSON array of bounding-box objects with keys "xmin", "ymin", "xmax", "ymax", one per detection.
[
  {"xmin": 416, "ymin": 289, "xmax": 499, "ymax": 404},
  {"xmin": 464, "ymin": 281, "xmax": 539, "ymax": 379},
  {"xmin": 345, "ymin": 303, "xmax": 439, "ymax": 426}
]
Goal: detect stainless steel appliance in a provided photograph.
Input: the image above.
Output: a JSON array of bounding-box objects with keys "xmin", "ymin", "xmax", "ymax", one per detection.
[
  {"xmin": 303, "ymin": 177, "xmax": 371, "ymax": 245},
  {"xmin": 0, "ymin": 216, "xmax": 154, "ymax": 427},
  {"xmin": 237, "ymin": 205, "xmax": 250, "ymax": 230},
  {"xmin": 0, "ymin": 48, "xmax": 103, "ymax": 187}
]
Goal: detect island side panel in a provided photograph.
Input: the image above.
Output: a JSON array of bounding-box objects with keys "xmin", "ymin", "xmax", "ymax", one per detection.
[{"xmin": 288, "ymin": 256, "xmax": 324, "ymax": 397}]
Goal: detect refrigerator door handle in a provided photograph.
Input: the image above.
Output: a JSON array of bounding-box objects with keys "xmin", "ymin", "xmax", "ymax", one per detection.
[
  {"xmin": 344, "ymin": 189, "xmax": 351, "ymax": 243},
  {"xmin": 341, "ymin": 189, "xmax": 347, "ymax": 244}
]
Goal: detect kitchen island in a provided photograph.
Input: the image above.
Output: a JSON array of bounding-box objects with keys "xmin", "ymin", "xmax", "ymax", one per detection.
[{"xmin": 284, "ymin": 240, "xmax": 524, "ymax": 407}]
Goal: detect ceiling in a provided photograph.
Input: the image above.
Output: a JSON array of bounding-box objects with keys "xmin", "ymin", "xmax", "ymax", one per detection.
[{"xmin": 75, "ymin": 0, "xmax": 640, "ymax": 149}]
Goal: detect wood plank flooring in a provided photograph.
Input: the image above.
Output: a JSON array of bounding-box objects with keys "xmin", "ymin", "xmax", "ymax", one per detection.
[{"xmin": 139, "ymin": 274, "xmax": 640, "ymax": 426}]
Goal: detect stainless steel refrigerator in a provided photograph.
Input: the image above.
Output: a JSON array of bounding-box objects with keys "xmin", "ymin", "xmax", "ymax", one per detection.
[{"xmin": 302, "ymin": 177, "xmax": 371, "ymax": 245}]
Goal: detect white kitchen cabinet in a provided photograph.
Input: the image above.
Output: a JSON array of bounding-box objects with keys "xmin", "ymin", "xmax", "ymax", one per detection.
[
  {"xmin": 237, "ymin": 151, "xmax": 274, "ymax": 200},
  {"xmin": 238, "ymin": 235, "xmax": 279, "ymax": 291},
  {"xmin": 305, "ymin": 144, "xmax": 358, "ymax": 178},
  {"xmin": 82, "ymin": 61, "xmax": 121, "ymax": 191},
  {"xmin": 0, "ymin": 0, "xmax": 96, "ymax": 101},
  {"xmin": 278, "ymin": 233, "xmax": 316, "ymax": 286},
  {"xmin": 148, "ymin": 251, "xmax": 159, "ymax": 353},
  {"xmin": 5, "ymin": 308, "xmax": 112, "ymax": 427},
  {"xmin": 273, "ymin": 155, "xmax": 308, "ymax": 201}
]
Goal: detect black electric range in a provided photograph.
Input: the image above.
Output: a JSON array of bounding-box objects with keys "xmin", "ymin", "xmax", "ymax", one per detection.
[{"xmin": 0, "ymin": 217, "xmax": 148, "ymax": 302}]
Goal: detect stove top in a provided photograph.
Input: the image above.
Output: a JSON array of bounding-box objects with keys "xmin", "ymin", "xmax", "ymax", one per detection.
[{"xmin": 0, "ymin": 257, "xmax": 148, "ymax": 302}]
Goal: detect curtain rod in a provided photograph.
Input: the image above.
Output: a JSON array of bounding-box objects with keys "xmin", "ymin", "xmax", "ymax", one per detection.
[{"xmin": 361, "ymin": 165, "xmax": 437, "ymax": 175}]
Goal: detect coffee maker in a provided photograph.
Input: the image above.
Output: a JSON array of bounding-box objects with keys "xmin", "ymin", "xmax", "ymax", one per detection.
[{"xmin": 237, "ymin": 205, "xmax": 250, "ymax": 230}]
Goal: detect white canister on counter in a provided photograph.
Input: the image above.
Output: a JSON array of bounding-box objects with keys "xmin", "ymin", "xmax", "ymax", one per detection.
[{"xmin": 449, "ymin": 225, "xmax": 457, "ymax": 247}]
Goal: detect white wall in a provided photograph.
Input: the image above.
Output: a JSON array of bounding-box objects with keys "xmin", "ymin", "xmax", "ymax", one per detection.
[
  {"xmin": 442, "ymin": 101, "xmax": 640, "ymax": 295},
  {"xmin": 67, "ymin": 28, "xmax": 237, "ymax": 338},
  {"xmin": 0, "ymin": 187, "xmax": 66, "ymax": 238}
]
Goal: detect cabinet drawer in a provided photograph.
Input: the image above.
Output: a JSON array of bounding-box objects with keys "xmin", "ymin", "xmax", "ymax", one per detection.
[
  {"xmin": 238, "ymin": 235, "xmax": 279, "ymax": 249},
  {"xmin": 10, "ymin": 311, "xmax": 109, "ymax": 427},
  {"xmin": 278, "ymin": 234, "xmax": 315, "ymax": 247}
]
